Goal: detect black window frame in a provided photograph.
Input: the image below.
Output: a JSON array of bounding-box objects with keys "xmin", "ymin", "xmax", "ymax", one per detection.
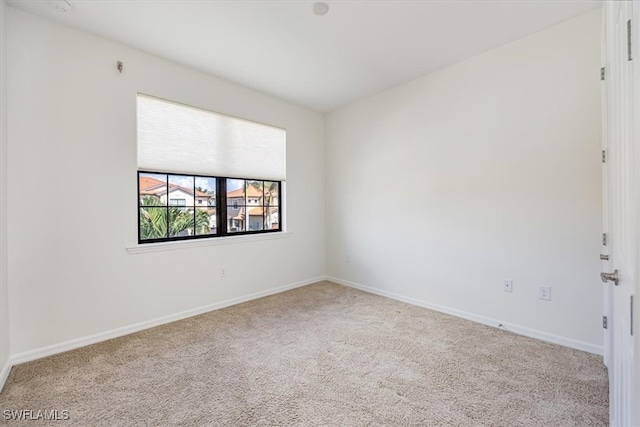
[{"xmin": 138, "ymin": 171, "xmax": 282, "ymax": 244}]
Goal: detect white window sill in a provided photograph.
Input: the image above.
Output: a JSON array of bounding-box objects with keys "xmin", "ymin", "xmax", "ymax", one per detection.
[{"xmin": 126, "ymin": 231, "xmax": 293, "ymax": 255}]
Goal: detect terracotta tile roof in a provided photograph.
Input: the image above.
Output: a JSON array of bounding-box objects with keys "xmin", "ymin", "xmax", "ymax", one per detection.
[
  {"xmin": 248, "ymin": 207, "xmax": 264, "ymax": 216},
  {"xmin": 192, "ymin": 188, "xmax": 211, "ymax": 197},
  {"xmin": 248, "ymin": 207, "xmax": 280, "ymax": 216},
  {"xmin": 226, "ymin": 188, "xmax": 243, "ymax": 198},
  {"xmin": 139, "ymin": 176, "xmax": 166, "ymax": 193},
  {"xmin": 227, "ymin": 186, "xmax": 264, "ymax": 199},
  {"xmin": 139, "ymin": 176, "xmax": 210, "ymax": 198}
]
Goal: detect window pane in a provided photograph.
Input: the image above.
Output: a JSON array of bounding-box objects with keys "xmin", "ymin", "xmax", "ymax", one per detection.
[
  {"xmin": 139, "ymin": 207, "xmax": 168, "ymax": 240},
  {"xmin": 247, "ymin": 206, "xmax": 264, "ymax": 231},
  {"xmin": 195, "ymin": 176, "xmax": 216, "ymax": 207},
  {"xmin": 168, "ymin": 207, "xmax": 194, "ymax": 238},
  {"xmin": 227, "ymin": 206, "xmax": 246, "ymax": 233},
  {"xmin": 266, "ymin": 207, "xmax": 280, "ymax": 230},
  {"xmin": 264, "ymin": 181, "xmax": 279, "ymax": 207},
  {"xmin": 168, "ymin": 175, "xmax": 195, "ymax": 207},
  {"xmin": 196, "ymin": 207, "xmax": 217, "ymax": 236},
  {"xmin": 227, "ymin": 179, "xmax": 245, "ymax": 207},
  {"xmin": 139, "ymin": 173, "xmax": 167, "ymax": 206},
  {"xmin": 246, "ymin": 180, "xmax": 263, "ymax": 206}
]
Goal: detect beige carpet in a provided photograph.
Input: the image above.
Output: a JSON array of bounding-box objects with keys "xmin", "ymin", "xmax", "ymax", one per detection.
[{"xmin": 0, "ymin": 281, "xmax": 608, "ymax": 426}]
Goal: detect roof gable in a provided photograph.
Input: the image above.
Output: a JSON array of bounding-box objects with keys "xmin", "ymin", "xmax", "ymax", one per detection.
[{"xmin": 139, "ymin": 176, "xmax": 211, "ymax": 198}]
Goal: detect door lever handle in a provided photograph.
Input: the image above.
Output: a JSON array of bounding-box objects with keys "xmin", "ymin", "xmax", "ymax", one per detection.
[
  {"xmin": 601, "ymin": 270, "xmax": 619, "ymax": 286},
  {"xmin": 600, "ymin": 254, "xmax": 609, "ymax": 261}
]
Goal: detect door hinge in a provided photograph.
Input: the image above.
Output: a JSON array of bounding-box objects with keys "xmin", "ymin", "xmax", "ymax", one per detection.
[
  {"xmin": 601, "ymin": 67, "xmax": 605, "ymax": 80},
  {"xmin": 603, "ymin": 233, "xmax": 608, "ymax": 246},
  {"xmin": 628, "ymin": 19, "xmax": 633, "ymax": 61},
  {"xmin": 603, "ymin": 316, "xmax": 608, "ymax": 329},
  {"xmin": 602, "ymin": 150, "xmax": 607, "ymax": 163}
]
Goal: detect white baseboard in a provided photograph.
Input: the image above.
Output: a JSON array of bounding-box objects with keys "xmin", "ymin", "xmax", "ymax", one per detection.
[
  {"xmin": 0, "ymin": 358, "xmax": 11, "ymax": 392},
  {"xmin": 9, "ymin": 276, "xmax": 325, "ymax": 367},
  {"xmin": 327, "ymin": 276, "xmax": 603, "ymax": 356}
]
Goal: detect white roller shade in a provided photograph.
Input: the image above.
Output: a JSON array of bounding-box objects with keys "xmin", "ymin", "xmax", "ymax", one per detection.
[{"xmin": 137, "ymin": 94, "xmax": 286, "ymax": 181}]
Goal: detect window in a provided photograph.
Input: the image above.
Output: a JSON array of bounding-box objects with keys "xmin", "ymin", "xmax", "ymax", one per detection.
[
  {"xmin": 225, "ymin": 178, "xmax": 280, "ymax": 233},
  {"xmin": 138, "ymin": 172, "xmax": 281, "ymax": 242},
  {"xmin": 137, "ymin": 94, "xmax": 285, "ymax": 244}
]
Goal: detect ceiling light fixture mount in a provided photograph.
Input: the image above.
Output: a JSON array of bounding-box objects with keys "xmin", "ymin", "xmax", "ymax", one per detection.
[
  {"xmin": 48, "ymin": 0, "xmax": 72, "ymax": 13},
  {"xmin": 312, "ymin": 2, "xmax": 329, "ymax": 16}
]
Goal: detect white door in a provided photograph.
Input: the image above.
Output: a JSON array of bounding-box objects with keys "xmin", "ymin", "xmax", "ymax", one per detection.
[{"xmin": 602, "ymin": 2, "xmax": 637, "ymax": 425}]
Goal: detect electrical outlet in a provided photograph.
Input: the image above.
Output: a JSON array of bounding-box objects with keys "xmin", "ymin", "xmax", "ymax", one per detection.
[
  {"xmin": 345, "ymin": 255, "xmax": 351, "ymax": 263},
  {"xmin": 503, "ymin": 280, "xmax": 513, "ymax": 293},
  {"xmin": 220, "ymin": 268, "xmax": 227, "ymax": 278},
  {"xmin": 538, "ymin": 286, "xmax": 551, "ymax": 301}
]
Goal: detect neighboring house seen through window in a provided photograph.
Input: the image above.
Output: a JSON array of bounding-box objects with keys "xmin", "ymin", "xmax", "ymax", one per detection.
[{"xmin": 137, "ymin": 94, "xmax": 285, "ymax": 244}]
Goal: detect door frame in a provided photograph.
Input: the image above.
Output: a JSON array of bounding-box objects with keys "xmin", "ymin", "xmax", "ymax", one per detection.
[{"xmin": 602, "ymin": 2, "xmax": 639, "ymax": 425}]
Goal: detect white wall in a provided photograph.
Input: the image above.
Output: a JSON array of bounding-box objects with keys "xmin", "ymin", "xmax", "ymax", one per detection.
[
  {"xmin": 6, "ymin": 8, "xmax": 325, "ymax": 356},
  {"xmin": 326, "ymin": 10, "xmax": 603, "ymax": 349},
  {"xmin": 0, "ymin": 0, "xmax": 11, "ymax": 377}
]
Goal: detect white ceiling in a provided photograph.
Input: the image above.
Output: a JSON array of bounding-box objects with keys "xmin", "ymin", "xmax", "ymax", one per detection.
[{"xmin": 8, "ymin": 0, "xmax": 601, "ymax": 112}]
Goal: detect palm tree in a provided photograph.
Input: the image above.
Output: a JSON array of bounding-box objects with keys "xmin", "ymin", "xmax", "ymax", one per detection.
[
  {"xmin": 139, "ymin": 196, "xmax": 210, "ymax": 240},
  {"xmin": 193, "ymin": 209, "xmax": 213, "ymax": 235},
  {"xmin": 262, "ymin": 181, "xmax": 279, "ymax": 229}
]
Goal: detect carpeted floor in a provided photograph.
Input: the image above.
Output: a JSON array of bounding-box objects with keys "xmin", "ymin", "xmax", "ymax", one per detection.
[{"xmin": 0, "ymin": 281, "xmax": 608, "ymax": 426}]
